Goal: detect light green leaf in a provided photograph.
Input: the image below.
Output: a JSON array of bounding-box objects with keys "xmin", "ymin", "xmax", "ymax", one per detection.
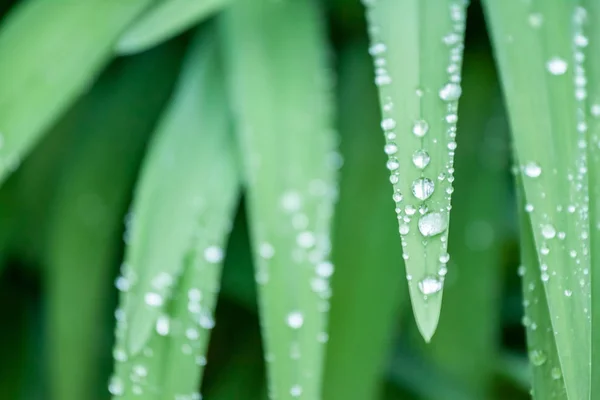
[
  {"xmin": 220, "ymin": 0, "xmax": 337, "ymax": 398},
  {"xmin": 111, "ymin": 28, "xmax": 240, "ymax": 398},
  {"xmin": 516, "ymin": 178, "xmax": 567, "ymax": 400},
  {"xmin": 323, "ymin": 39, "xmax": 406, "ymax": 400},
  {"xmin": 363, "ymin": 0, "xmax": 468, "ymax": 341},
  {"xmin": 116, "ymin": 0, "xmax": 229, "ymax": 55},
  {"xmin": 45, "ymin": 40, "xmax": 185, "ymax": 400},
  {"xmin": 483, "ymin": 2, "xmax": 591, "ymax": 399},
  {"xmin": 0, "ymin": 0, "xmax": 152, "ymax": 184}
]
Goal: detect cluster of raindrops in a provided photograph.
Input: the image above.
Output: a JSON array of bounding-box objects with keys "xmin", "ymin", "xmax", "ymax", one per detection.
[
  {"xmin": 109, "ymin": 205, "xmax": 229, "ymax": 398},
  {"xmin": 363, "ymin": 0, "xmax": 468, "ymax": 298}
]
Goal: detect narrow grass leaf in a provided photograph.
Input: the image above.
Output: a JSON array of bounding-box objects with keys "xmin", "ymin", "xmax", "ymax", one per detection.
[
  {"xmin": 363, "ymin": 0, "xmax": 468, "ymax": 341},
  {"xmin": 516, "ymin": 179, "xmax": 567, "ymax": 400},
  {"xmin": 220, "ymin": 1, "xmax": 337, "ymax": 398},
  {"xmin": 0, "ymin": 0, "xmax": 152, "ymax": 184},
  {"xmin": 45, "ymin": 41, "xmax": 184, "ymax": 400},
  {"xmin": 116, "ymin": 0, "xmax": 229, "ymax": 55},
  {"xmin": 483, "ymin": 2, "xmax": 591, "ymax": 398},
  {"xmin": 323, "ymin": 40, "xmax": 406, "ymax": 400},
  {"xmin": 111, "ymin": 29, "xmax": 240, "ymax": 398},
  {"xmin": 584, "ymin": 1, "xmax": 600, "ymax": 397}
]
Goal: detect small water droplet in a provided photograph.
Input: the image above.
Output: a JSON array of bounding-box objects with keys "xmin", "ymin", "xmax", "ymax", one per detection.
[
  {"xmin": 386, "ymin": 158, "xmax": 400, "ymax": 171},
  {"xmin": 524, "ymin": 162, "xmax": 542, "ymax": 177},
  {"xmin": 399, "ymin": 224, "xmax": 410, "ymax": 235},
  {"xmin": 564, "ymin": 289, "xmax": 572, "ymax": 297},
  {"xmin": 287, "ymin": 312, "xmax": 304, "ymax": 329},
  {"xmin": 541, "ymin": 224, "xmax": 556, "ymax": 239},
  {"xmin": 412, "ymin": 150, "xmax": 430, "ymax": 169},
  {"xmin": 156, "ymin": 316, "xmax": 170, "ymax": 336},
  {"xmin": 529, "ymin": 349, "xmax": 547, "ymax": 366},
  {"xmin": 418, "ymin": 276, "xmax": 443, "ymax": 295},
  {"xmin": 517, "ymin": 265, "xmax": 526, "ymax": 276},
  {"xmin": 316, "ymin": 261, "xmax": 334, "ymax": 278},
  {"xmin": 546, "ymin": 57, "xmax": 568, "ymax": 75},
  {"xmin": 384, "ymin": 143, "xmax": 398, "ymax": 155},
  {"xmin": 551, "ymin": 367, "xmax": 562, "ymax": 380},
  {"xmin": 108, "ymin": 376, "xmax": 124, "ymax": 396},
  {"xmin": 381, "ymin": 118, "xmax": 396, "ymax": 130},
  {"xmin": 290, "ymin": 385, "xmax": 303, "ymax": 397},
  {"xmin": 411, "ymin": 178, "xmax": 435, "ymax": 200},
  {"xmin": 297, "ymin": 231, "xmax": 316, "ymax": 248},
  {"xmin": 259, "ymin": 242, "xmax": 275, "ymax": 259},
  {"xmin": 439, "ymin": 253, "xmax": 450, "ymax": 263},
  {"xmin": 204, "ymin": 246, "xmax": 224, "ymax": 263},
  {"xmin": 412, "ymin": 120, "xmax": 429, "ymax": 137},
  {"xmin": 392, "ymin": 191, "xmax": 403, "ymax": 202},
  {"xmin": 418, "ymin": 212, "xmax": 447, "ymax": 237},
  {"xmin": 144, "ymin": 292, "xmax": 164, "ymax": 307}
]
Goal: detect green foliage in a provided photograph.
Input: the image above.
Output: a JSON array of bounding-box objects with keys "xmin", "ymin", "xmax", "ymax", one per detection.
[{"xmin": 1, "ymin": 1, "xmax": 599, "ymax": 400}]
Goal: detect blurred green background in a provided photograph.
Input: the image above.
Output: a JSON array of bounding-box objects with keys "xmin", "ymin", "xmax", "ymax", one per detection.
[{"xmin": 0, "ymin": 1, "xmax": 531, "ymax": 399}]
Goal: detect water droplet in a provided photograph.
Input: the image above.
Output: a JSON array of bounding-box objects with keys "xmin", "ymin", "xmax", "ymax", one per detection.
[
  {"xmin": 144, "ymin": 292, "xmax": 164, "ymax": 307},
  {"xmin": 439, "ymin": 253, "xmax": 450, "ymax": 263},
  {"xmin": 529, "ymin": 349, "xmax": 547, "ymax": 366},
  {"xmin": 575, "ymin": 33, "xmax": 588, "ymax": 47},
  {"xmin": 384, "ymin": 143, "xmax": 398, "ymax": 155},
  {"xmin": 386, "ymin": 158, "xmax": 400, "ymax": 171},
  {"xmin": 551, "ymin": 367, "xmax": 562, "ymax": 380},
  {"xmin": 546, "ymin": 57, "xmax": 568, "ymax": 75},
  {"xmin": 412, "ymin": 150, "xmax": 430, "ymax": 169},
  {"xmin": 412, "ymin": 120, "xmax": 429, "ymax": 137},
  {"xmin": 418, "ymin": 276, "xmax": 443, "ymax": 295},
  {"xmin": 528, "ymin": 13, "xmax": 543, "ymax": 28},
  {"xmin": 259, "ymin": 242, "xmax": 275, "ymax": 259},
  {"xmin": 392, "ymin": 191, "xmax": 403, "ymax": 202},
  {"xmin": 287, "ymin": 311, "xmax": 304, "ymax": 329},
  {"xmin": 399, "ymin": 224, "xmax": 410, "ymax": 235},
  {"xmin": 439, "ymin": 83, "xmax": 462, "ymax": 101},
  {"xmin": 108, "ymin": 376, "xmax": 124, "ymax": 396},
  {"xmin": 369, "ymin": 43, "xmax": 386, "ymax": 56},
  {"xmin": 411, "ymin": 178, "xmax": 435, "ymax": 200},
  {"xmin": 297, "ymin": 231, "xmax": 316, "ymax": 248},
  {"xmin": 541, "ymin": 224, "xmax": 556, "ymax": 239},
  {"xmin": 524, "ymin": 162, "xmax": 542, "ymax": 177},
  {"xmin": 204, "ymin": 246, "xmax": 224, "ymax": 263},
  {"xmin": 564, "ymin": 289, "xmax": 572, "ymax": 297},
  {"xmin": 381, "ymin": 118, "xmax": 396, "ymax": 130},
  {"xmin": 517, "ymin": 265, "xmax": 526, "ymax": 276},
  {"xmin": 290, "ymin": 385, "xmax": 303, "ymax": 397},
  {"xmin": 405, "ymin": 205, "xmax": 416, "ymax": 216},
  {"xmin": 525, "ymin": 203, "xmax": 534, "ymax": 212},
  {"xmin": 316, "ymin": 261, "xmax": 334, "ymax": 278},
  {"xmin": 156, "ymin": 316, "xmax": 170, "ymax": 336},
  {"xmin": 186, "ymin": 328, "xmax": 199, "ymax": 340},
  {"xmin": 418, "ymin": 212, "xmax": 447, "ymax": 237}
]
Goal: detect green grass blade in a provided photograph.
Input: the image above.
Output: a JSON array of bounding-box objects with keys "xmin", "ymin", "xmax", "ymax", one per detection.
[
  {"xmin": 45, "ymin": 41, "xmax": 184, "ymax": 400},
  {"xmin": 220, "ymin": 1, "xmax": 337, "ymax": 398},
  {"xmin": 516, "ymin": 179, "xmax": 567, "ymax": 400},
  {"xmin": 363, "ymin": 0, "xmax": 468, "ymax": 341},
  {"xmin": 111, "ymin": 28, "xmax": 240, "ymax": 398},
  {"xmin": 584, "ymin": 1, "xmax": 600, "ymax": 397},
  {"xmin": 0, "ymin": 0, "xmax": 152, "ymax": 184},
  {"xmin": 483, "ymin": 2, "xmax": 591, "ymax": 399},
  {"xmin": 323, "ymin": 39, "xmax": 406, "ymax": 400},
  {"xmin": 116, "ymin": 0, "xmax": 229, "ymax": 55},
  {"xmin": 421, "ymin": 51, "xmax": 508, "ymax": 398}
]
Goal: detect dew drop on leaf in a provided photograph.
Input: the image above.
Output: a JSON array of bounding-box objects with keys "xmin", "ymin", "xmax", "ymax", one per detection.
[
  {"xmin": 412, "ymin": 150, "xmax": 431, "ymax": 169},
  {"xmin": 546, "ymin": 57, "xmax": 568, "ymax": 75},
  {"xmin": 529, "ymin": 349, "xmax": 547, "ymax": 366},
  {"xmin": 418, "ymin": 212, "xmax": 448, "ymax": 237},
  {"xmin": 523, "ymin": 162, "xmax": 542, "ymax": 177},
  {"xmin": 412, "ymin": 120, "xmax": 429, "ymax": 137},
  {"xmin": 418, "ymin": 276, "xmax": 443, "ymax": 295},
  {"xmin": 541, "ymin": 224, "xmax": 556, "ymax": 239},
  {"xmin": 411, "ymin": 178, "xmax": 435, "ymax": 200},
  {"xmin": 287, "ymin": 311, "xmax": 304, "ymax": 329}
]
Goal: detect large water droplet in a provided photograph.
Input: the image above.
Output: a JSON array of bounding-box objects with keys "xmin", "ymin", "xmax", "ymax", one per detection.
[
  {"xmin": 411, "ymin": 178, "xmax": 435, "ymax": 200},
  {"xmin": 439, "ymin": 83, "xmax": 462, "ymax": 101},
  {"xmin": 418, "ymin": 212, "xmax": 447, "ymax": 237},
  {"xmin": 418, "ymin": 276, "xmax": 443, "ymax": 295},
  {"xmin": 412, "ymin": 150, "xmax": 430, "ymax": 169},
  {"xmin": 412, "ymin": 120, "xmax": 429, "ymax": 137},
  {"xmin": 546, "ymin": 57, "xmax": 568, "ymax": 75}
]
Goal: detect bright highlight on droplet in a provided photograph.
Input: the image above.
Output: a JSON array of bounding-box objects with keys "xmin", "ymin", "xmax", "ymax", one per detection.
[
  {"xmin": 418, "ymin": 212, "xmax": 447, "ymax": 237},
  {"xmin": 287, "ymin": 311, "xmax": 304, "ymax": 329},
  {"xmin": 412, "ymin": 120, "xmax": 429, "ymax": 137},
  {"xmin": 411, "ymin": 178, "xmax": 435, "ymax": 200},
  {"xmin": 418, "ymin": 276, "xmax": 443, "ymax": 295},
  {"xmin": 412, "ymin": 150, "xmax": 430, "ymax": 169},
  {"xmin": 523, "ymin": 162, "xmax": 542, "ymax": 178},
  {"xmin": 541, "ymin": 224, "xmax": 556, "ymax": 239},
  {"xmin": 546, "ymin": 57, "xmax": 568, "ymax": 75}
]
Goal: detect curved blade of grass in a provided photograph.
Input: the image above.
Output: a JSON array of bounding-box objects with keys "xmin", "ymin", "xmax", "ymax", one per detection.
[
  {"xmin": 483, "ymin": 3, "xmax": 591, "ymax": 399},
  {"xmin": 45, "ymin": 41, "xmax": 185, "ymax": 400},
  {"xmin": 363, "ymin": 0, "xmax": 468, "ymax": 341},
  {"xmin": 421, "ymin": 50, "xmax": 508, "ymax": 398},
  {"xmin": 323, "ymin": 39, "xmax": 406, "ymax": 400},
  {"xmin": 0, "ymin": 0, "xmax": 152, "ymax": 185},
  {"xmin": 584, "ymin": 1, "xmax": 600, "ymax": 397},
  {"xmin": 111, "ymin": 29, "xmax": 240, "ymax": 398},
  {"xmin": 516, "ymin": 177, "xmax": 567, "ymax": 400},
  {"xmin": 116, "ymin": 0, "xmax": 229, "ymax": 55},
  {"xmin": 220, "ymin": 1, "xmax": 337, "ymax": 398}
]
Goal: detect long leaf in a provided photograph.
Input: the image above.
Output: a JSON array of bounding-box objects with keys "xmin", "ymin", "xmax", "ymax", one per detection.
[
  {"xmin": 45, "ymin": 41, "xmax": 185, "ymax": 400},
  {"xmin": 111, "ymin": 28, "xmax": 240, "ymax": 399},
  {"xmin": 483, "ymin": 2, "xmax": 591, "ymax": 399},
  {"xmin": 363, "ymin": 0, "xmax": 469, "ymax": 341},
  {"xmin": 323, "ymin": 39, "xmax": 406, "ymax": 400},
  {"xmin": 0, "ymin": 0, "xmax": 152, "ymax": 184},
  {"xmin": 220, "ymin": 0, "xmax": 337, "ymax": 398},
  {"xmin": 116, "ymin": 0, "xmax": 229, "ymax": 55}
]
